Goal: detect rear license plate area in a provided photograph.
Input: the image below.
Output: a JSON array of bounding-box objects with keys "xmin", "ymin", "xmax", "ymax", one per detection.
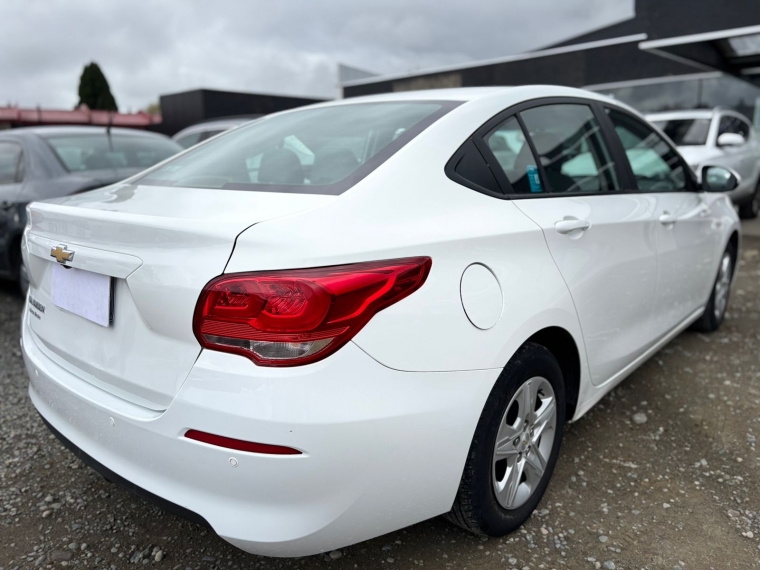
[{"xmin": 50, "ymin": 263, "xmax": 113, "ymax": 327}]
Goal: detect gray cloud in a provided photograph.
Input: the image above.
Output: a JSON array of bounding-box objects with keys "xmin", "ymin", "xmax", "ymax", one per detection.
[{"xmin": 0, "ymin": 0, "xmax": 633, "ymax": 111}]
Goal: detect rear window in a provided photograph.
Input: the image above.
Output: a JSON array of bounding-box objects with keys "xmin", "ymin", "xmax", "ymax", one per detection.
[
  {"xmin": 136, "ymin": 102, "xmax": 454, "ymax": 194},
  {"xmin": 46, "ymin": 134, "xmax": 182, "ymax": 172},
  {"xmin": 652, "ymin": 119, "xmax": 711, "ymax": 146}
]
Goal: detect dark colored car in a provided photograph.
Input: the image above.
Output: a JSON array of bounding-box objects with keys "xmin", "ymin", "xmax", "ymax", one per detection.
[{"xmin": 0, "ymin": 126, "xmax": 182, "ymax": 291}]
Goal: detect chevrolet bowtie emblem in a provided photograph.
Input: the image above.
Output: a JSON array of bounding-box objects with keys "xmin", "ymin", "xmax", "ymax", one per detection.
[{"xmin": 50, "ymin": 245, "xmax": 75, "ymax": 264}]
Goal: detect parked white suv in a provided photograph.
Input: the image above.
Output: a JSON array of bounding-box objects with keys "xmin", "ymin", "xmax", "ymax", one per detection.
[{"xmin": 647, "ymin": 108, "xmax": 760, "ymax": 218}]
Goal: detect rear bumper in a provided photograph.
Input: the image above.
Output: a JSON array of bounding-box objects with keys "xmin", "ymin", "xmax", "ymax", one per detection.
[{"xmin": 22, "ymin": 311, "xmax": 498, "ymax": 557}]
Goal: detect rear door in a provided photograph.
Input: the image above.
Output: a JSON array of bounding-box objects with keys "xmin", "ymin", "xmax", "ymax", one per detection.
[
  {"xmin": 605, "ymin": 108, "xmax": 715, "ymax": 337},
  {"xmin": 478, "ymin": 99, "xmax": 658, "ymax": 387}
]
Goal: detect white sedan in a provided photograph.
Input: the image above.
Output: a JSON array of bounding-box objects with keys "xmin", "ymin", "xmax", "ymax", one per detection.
[{"xmin": 21, "ymin": 86, "xmax": 740, "ymax": 557}]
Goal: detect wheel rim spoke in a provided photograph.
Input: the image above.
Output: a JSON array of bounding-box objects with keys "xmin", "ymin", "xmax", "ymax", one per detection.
[
  {"xmin": 516, "ymin": 381, "xmax": 534, "ymax": 427},
  {"xmin": 504, "ymin": 458, "xmax": 525, "ymax": 508},
  {"xmin": 532, "ymin": 398, "xmax": 555, "ymax": 443},
  {"xmin": 524, "ymin": 446, "xmax": 546, "ymax": 477}
]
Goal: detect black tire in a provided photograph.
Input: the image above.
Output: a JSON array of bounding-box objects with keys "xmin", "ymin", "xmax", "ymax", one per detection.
[
  {"xmin": 738, "ymin": 180, "xmax": 760, "ymax": 220},
  {"xmin": 445, "ymin": 342, "xmax": 565, "ymax": 536},
  {"xmin": 691, "ymin": 242, "xmax": 736, "ymax": 333}
]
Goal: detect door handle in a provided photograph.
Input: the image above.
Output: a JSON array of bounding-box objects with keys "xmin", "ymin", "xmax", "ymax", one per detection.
[
  {"xmin": 554, "ymin": 219, "xmax": 590, "ymax": 234},
  {"xmin": 659, "ymin": 212, "xmax": 677, "ymax": 225}
]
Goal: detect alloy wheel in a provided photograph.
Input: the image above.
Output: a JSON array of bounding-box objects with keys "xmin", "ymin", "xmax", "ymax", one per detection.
[
  {"xmin": 492, "ymin": 376, "xmax": 557, "ymax": 510},
  {"xmin": 713, "ymin": 252, "xmax": 732, "ymax": 321}
]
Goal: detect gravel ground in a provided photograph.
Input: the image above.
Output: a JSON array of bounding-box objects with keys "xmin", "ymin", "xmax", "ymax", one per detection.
[{"xmin": 2, "ymin": 237, "xmax": 760, "ymax": 570}]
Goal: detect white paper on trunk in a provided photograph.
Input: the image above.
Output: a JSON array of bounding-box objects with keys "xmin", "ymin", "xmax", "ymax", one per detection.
[{"xmin": 50, "ymin": 263, "xmax": 112, "ymax": 327}]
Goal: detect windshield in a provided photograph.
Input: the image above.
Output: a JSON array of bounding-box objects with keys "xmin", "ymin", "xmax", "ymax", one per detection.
[
  {"xmin": 652, "ymin": 119, "xmax": 711, "ymax": 146},
  {"xmin": 46, "ymin": 134, "xmax": 181, "ymax": 172},
  {"xmin": 136, "ymin": 102, "xmax": 452, "ymax": 194}
]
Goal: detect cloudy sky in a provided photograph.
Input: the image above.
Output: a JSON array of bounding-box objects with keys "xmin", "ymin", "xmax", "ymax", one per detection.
[{"xmin": 0, "ymin": 0, "xmax": 633, "ymax": 112}]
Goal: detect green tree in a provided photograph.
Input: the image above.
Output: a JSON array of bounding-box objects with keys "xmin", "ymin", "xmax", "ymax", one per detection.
[
  {"xmin": 142, "ymin": 101, "xmax": 161, "ymax": 115},
  {"xmin": 77, "ymin": 62, "xmax": 118, "ymax": 111}
]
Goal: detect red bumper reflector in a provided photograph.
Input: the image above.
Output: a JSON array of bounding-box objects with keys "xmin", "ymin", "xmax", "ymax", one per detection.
[{"xmin": 184, "ymin": 429, "xmax": 301, "ymax": 455}]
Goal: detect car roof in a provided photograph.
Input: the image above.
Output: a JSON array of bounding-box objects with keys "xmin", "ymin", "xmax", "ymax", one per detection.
[
  {"xmin": 321, "ymin": 85, "xmax": 631, "ymax": 108},
  {"xmin": 7, "ymin": 125, "xmax": 169, "ymax": 138}
]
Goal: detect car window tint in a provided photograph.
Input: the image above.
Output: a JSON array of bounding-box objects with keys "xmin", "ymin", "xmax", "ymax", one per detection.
[
  {"xmin": 176, "ymin": 132, "xmax": 203, "ymax": 148},
  {"xmin": 607, "ymin": 109, "xmax": 687, "ymax": 192},
  {"xmin": 137, "ymin": 102, "xmax": 450, "ymax": 194},
  {"xmin": 0, "ymin": 142, "xmax": 22, "ymax": 184},
  {"xmin": 486, "ymin": 116, "xmax": 545, "ymax": 194},
  {"xmin": 198, "ymin": 130, "xmax": 225, "ymax": 142},
  {"xmin": 45, "ymin": 135, "xmax": 182, "ymax": 172},
  {"xmin": 519, "ymin": 104, "xmax": 619, "ymax": 194},
  {"xmin": 719, "ymin": 116, "xmax": 750, "ymax": 139},
  {"xmin": 652, "ymin": 119, "xmax": 710, "ymax": 146}
]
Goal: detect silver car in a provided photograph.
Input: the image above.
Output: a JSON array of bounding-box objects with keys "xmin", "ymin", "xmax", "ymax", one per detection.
[{"xmin": 647, "ymin": 108, "xmax": 760, "ymax": 219}]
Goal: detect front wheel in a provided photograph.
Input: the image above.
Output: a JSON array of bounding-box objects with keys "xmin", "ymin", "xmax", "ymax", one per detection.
[
  {"xmin": 691, "ymin": 243, "xmax": 735, "ymax": 332},
  {"xmin": 446, "ymin": 342, "xmax": 565, "ymax": 536}
]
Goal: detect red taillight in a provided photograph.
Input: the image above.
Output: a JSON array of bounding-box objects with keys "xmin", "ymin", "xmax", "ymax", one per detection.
[
  {"xmin": 193, "ymin": 257, "xmax": 432, "ymax": 366},
  {"xmin": 184, "ymin": 430, "xmax": 301, "ymax": 455}
]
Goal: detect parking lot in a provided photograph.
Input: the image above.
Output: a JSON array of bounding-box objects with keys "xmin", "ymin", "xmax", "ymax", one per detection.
[{"xmin": 1, "ymin": 233, "xmax": 759, "ymax": 570}]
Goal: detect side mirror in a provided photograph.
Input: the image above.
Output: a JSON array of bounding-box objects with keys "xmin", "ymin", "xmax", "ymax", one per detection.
[
  {"xmin": 717, "ymin": 132, "xmax": 745, "ymax": 147},
  {"xmin": 701, "ymin": 165, "xmax": 741, "ymax": 192}
]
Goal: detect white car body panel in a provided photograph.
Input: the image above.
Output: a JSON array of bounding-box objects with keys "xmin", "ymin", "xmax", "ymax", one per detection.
[
  {"xmin": 21, "ymin": 85, "xmax": 740, "ymax": 556},
  {"xmin": 513, "ymin": 194, "xmax": 658, "ymax": 386}
]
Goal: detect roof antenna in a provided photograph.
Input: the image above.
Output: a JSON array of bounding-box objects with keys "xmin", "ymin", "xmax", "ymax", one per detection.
[{"xmin": 106, "ymin": 112, "xmax": 114, "ymax": 152}]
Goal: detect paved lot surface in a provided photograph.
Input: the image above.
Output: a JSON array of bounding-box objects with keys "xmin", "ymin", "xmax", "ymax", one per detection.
[{"xmin": 2, "ymin": 237, "xmax": 760, "ymax": 570}]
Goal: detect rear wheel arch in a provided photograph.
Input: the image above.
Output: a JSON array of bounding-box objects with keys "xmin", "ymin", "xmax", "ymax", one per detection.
[{"xmin": 525, "ymin": 327, "xmax": 581, "ymax": 421}]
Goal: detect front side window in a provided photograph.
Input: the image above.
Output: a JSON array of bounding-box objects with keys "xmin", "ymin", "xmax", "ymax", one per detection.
[
  {"xmin": 45, "ymin": 134, "xmax": 181, "ymax": 172},
  {"xmin": 652, "ymin": 119, "xmax": 710, "ymax": 146},
  {"xmin": 719, "ymin": 116, "xmax": 750, "ymax": 139},
  {"xmin": 0, "ymin": 142, "xmax": 22, "ymax": 185},
  {"xmin": 607, "ymin": 109, "xmax": 688, "ymax": 192},
  {"xmin": 137, "ymin": 102, "xmax": 451, "ymax": 194},
  {"xmin": 518, "ymin": 104, "xmax": 619, "ymax": 194}
]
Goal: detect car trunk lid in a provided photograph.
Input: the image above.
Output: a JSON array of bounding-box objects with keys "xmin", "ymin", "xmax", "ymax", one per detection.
[{"xmin": 25, "ymin": 183, "xmax": 335, "ymax": 410}]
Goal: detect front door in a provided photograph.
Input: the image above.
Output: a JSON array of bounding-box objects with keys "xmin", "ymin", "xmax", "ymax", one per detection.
[{"xmin": 606, "ymin": 109, "xmax": 716, "ymax": 339}]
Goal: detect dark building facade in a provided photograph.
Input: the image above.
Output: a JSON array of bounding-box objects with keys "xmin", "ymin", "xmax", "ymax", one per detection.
[
  {"xmin": 157, "ymin": 89, "xmax": 325, "ymax": 136},
  {"xmin": 343, "ymin": 0, "xmax": 760, "ymax": 124}
]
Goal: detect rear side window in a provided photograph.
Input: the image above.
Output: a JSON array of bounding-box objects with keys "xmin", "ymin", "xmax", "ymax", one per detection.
[
  {"xmin": 607, "ymin": 109, "xmax": 688, "ymax": 192},
  {"xmin": 137, "ymin": 102, "xmax": 454, "ymax": 194},
  {"xmin": 519, "ymin": 104, "xmax": 619, "ymax": 194},
  {"xmin": 486, "ymin": 116, "xmax": 545, "ymax": 194},
  {"xmin": 46, "ymin": 134, "xmax": 182, "ymax": 172},
  {"xmin": 0, "ymin": 142, "xmax": 22, "ymax": 184}
]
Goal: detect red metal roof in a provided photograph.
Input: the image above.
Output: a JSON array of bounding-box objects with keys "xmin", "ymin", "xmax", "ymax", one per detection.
[{"xmin": 0, "ymin": 105, "xmax": 161, "ymax": 128}]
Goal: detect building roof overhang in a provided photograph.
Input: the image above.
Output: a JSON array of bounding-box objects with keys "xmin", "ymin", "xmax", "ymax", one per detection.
[{"xmin": 639, "ymin": 25, "xmax": 760, "ymax": 83}]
